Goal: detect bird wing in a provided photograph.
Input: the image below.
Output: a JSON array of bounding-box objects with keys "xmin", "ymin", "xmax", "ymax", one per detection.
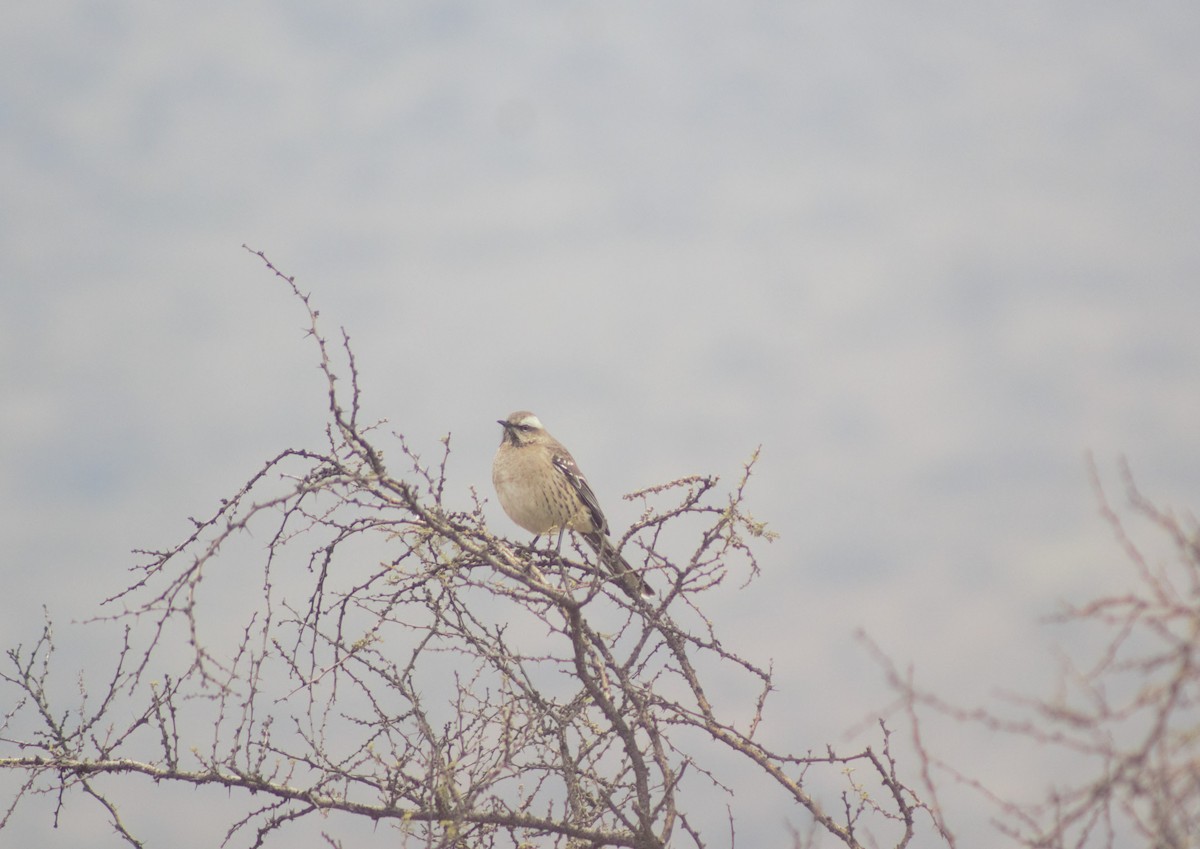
[{"xmin": 551, "ymin": 452, "xmax": 608, "ymax": 535}]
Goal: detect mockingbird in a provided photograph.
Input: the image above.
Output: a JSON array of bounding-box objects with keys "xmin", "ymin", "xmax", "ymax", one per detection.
[{"xmin": 492, "ymin": 410, "xmax": 653, "ymax": 600}]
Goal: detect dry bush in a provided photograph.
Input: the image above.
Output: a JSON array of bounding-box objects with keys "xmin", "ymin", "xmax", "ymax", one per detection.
[
  {"xmin": 0, "ymin": 250, "xmax": 937, "ymax": 849},
  {"xmin": 872, "ymin": 458, "xmax": 1200, "ymax": 849}
]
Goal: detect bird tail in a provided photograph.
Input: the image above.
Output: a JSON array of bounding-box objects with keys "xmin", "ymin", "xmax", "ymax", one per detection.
[{"xmin": 582, "ymin": 533, "xmax": 654, "ymax": 600}]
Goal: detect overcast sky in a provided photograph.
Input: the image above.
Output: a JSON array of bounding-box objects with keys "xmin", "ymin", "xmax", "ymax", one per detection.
[{"xmin": 3, "ymin": 1, "xmax": 1199, "ymax": 846}]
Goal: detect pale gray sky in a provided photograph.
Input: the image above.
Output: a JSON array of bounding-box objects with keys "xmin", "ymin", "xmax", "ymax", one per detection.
[{"xmin": 3, "ymin": 1, "xmax": 1199, "ymax": 846}]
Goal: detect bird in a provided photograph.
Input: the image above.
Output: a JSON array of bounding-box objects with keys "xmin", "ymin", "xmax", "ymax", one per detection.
[{"xmin": 492, "ymin": 410, "xmax": 653, "ymax": 600}]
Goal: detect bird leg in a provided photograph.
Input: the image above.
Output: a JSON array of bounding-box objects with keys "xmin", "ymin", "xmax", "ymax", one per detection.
[{"xmin": 552, "ymin": 528, "xmax": 570, "ymax": 587}]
